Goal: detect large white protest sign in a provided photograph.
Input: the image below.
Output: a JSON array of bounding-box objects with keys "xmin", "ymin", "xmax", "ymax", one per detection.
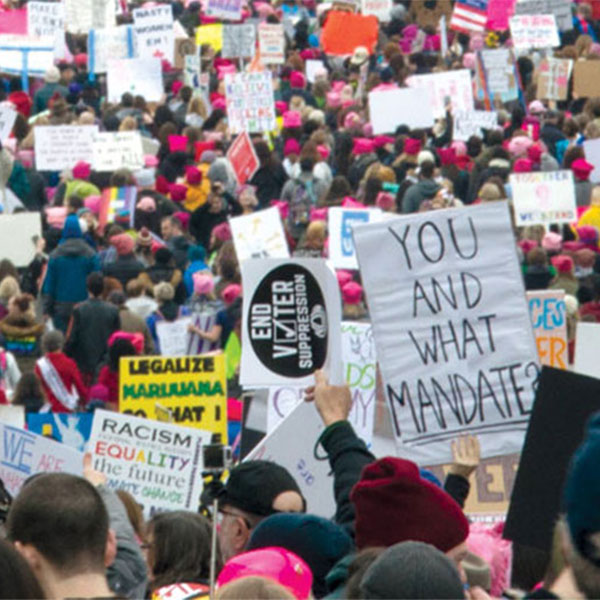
[
  {"xmin": 0, "ymin": 105, "xmax": 17, "ymax": 143},
  {"xmin": 353, "ymin": 202, "xmax": 540, "ymax": 465},
  {"xmin": 574, "ymin": 322, "xmax": 600, "ymax": 380},
  {"xmin": 328, "ymin": 207, "xmax": 383, "ymax": 270},
  {"xmin": 361, "ymin": 0, "xmax": 392, "ymax": 20},
  {"xmin": 89, "ymin": 410, "xmax": 211, "ymax": 517},
  {"xmin": 230, "ymin": 207, "xmax": 289, "ymax": 262},
  {"xmin": 92, "ymin": 131, "xmax": 144, "ymax": 172},
  {"xmin": 0, "ymin": 35, "xmax": 54, "ymax": 77},
  {"xmin": 368, "ymin": 88, "xmax": 434, "ymax": 134},
  {"xmin": 246, "ymin": 401, "xmax": 336, "ymax": 518},
  {"xmin": 205, "ymin": 0, "xmax": 242, "ymax": 21},
  {"xmin": 156, "ymin": 317, "xmax": 193, "ymax": 356},
  {"xmin": 514, "ymin": 0, "xmax": 573, "ymax": 31},
  {"xmin": 34, "ymin": 125, "xmax": 99, "ymax": 171},
  {"xmin": 222, "ymin": 24, "xmax": 256, "ymax": 58},
  {"xmin": 267, "ymin": 386, "xmax": 303, "ymax": 433},
  {"xmin": 64, "ymin": 0, "xmax": 116, "ymax": 33},
  {"xmin": 453, "ymin": 111, "xmax": 498, "ymax": 141},
  {"xmin": 510, "ymin": 170, "xmax": 576, "ymax": 226},
  {"xmin": 88, "ymin": 27, "xmax": 135, "ymax": 74},
  {"xmin": 0, "ymin": 423, "xmax": 83, "ymax": 497},
  {"xmin": 224, "ymin": 72, "xmax": 276, "ymax": 134},
  {"xmin": 406, "ymin": 69, "xmax": 474, "ymax": 118},
  {"xmin": 241, "ymin": 259, "xmax": 343, "ymax": 387},
  {"xmin": 107, "ymin": 57, "xmax": 164, "ymax": 103},
  {"xmin": 509, "ymin": 14, "xmax": 560, "ymax": 49},
  {"xmin": 133, "ymin": 5, "xmax": 175, "ymax": 64},
  {"xmin": 258, "ymin": 24, "xmax": 284, "ymax": 64},
  {"xmin": 0, "ymin": 213, "xmax": 41, "ymax": 268},
  {"xmin": 27, "ymin": 2, "xmax": 66, "ymax": 59}
]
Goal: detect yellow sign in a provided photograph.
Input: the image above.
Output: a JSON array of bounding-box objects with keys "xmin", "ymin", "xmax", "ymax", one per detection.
[
  {"xmin": 119, "ymin": 355, "xmax": 227, "ymax": 440},
  {"xmin": 195, "ymin": 24, "xmax": 223, "ymax": 51}
]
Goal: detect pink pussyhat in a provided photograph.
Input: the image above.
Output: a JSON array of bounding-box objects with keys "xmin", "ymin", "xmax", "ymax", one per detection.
[
  {"xmin": 310, "ymin": 206, "xmax": 328, "ymax": 222},
  {"xmin": 342, "ymin": 197, "xmax": 366, "ymax": 209}
]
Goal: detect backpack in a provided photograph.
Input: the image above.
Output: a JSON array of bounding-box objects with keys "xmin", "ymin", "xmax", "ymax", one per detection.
[{"xmin": 288, "ymin": 178, "xmax": 317, "ymax": 240}]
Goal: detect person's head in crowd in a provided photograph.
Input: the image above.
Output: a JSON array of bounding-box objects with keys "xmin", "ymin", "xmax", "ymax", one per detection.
[
  {"xmin": 344, "ymin": 548, "xmax": 386, "ymax": 599},
  {"xmin": 154, "ymin": 282, "xmax": 175, "ymax": 306},
  {"xmin": 0, "ymin": 538, "xmax": 46, "ymax": 599},
  {"xmin": 102, "ymin": 277, "xmax": 124, "ymax": 301},
  {"xmin": 0, "ymin": 274, "xmax": 20, "ymax": 306},
  {"xmin": 217, "ymin": 461, "xmax": 305, "ymax": 562},
  {"xmin": 154, "ymin": 247, "xmax": 175, "ymax": 268},
  {"xmin": 41, "ymin": 330, "xmax": 65, "ymax": 355},
  {"xmin": 108, "ymin": 337, "xmax": 136, "ymax": 372},
  {"xmin": 66, "ymin": 195, "xmax": 84, "ymax": 215},
  {"xmin": 215, "ymin": 576, "xmax": 296, "ymax": 599},
  {"xmin": 7, "ymin": 293, "xmax": 34, "ymax": 320},
  {"xmin": 0, "ymin": 258, "xmax": 18, "ymax": 283},
  {"xmin": 11, "ymin": 372, "xmax": 47, "ymax": 414},
  {"xmin": 419, "ymin": 160, "xmax": 436, "ymax": 182},
  {"xmin": 160, "ymin": 216, "xmax": 183, "ymax": 242},
  {"xmin": 527, "ymin": 247, "xmax": 549, "ymax": 268},
  {"xmin": 87, "ymin": 272, "xmax": 104, "ymax": 299},
  {"xmin": 6, "ymin": 474, "xmax": 115, "ymax": 599}
]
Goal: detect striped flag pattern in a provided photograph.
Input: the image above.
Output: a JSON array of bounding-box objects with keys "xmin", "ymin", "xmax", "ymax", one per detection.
[{"xmin": 450, "ymin": 0, "xmax": 489, "ymax": 33}]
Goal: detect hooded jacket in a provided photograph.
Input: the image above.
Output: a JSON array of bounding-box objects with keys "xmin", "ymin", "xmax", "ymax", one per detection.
[{"xmin": 401, "ymin": 178, "xmax": 441, "ymax": 214}]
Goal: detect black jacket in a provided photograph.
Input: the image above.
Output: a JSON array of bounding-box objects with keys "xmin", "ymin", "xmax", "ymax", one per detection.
[
  {"xmin": 249, "ymin": 163, "xmax": 288, "ymax": 208},
  {"xmin": 103, "ymin": 254, "xmax": 145, "ymax": 288}
]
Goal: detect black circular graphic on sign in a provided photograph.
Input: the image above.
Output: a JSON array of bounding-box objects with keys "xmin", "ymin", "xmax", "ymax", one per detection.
[{"xmin": 248, "ymin": 264, "xmax": 328, "ymax": 378}]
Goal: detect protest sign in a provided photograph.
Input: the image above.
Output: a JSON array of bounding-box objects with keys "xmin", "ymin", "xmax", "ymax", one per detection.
[
  {"xmin": 107, "ymin": 57, "xmax": 163, "ymax": 103},
  {"xmin": 246, "ymin": 401, "xmax": 336, "ymax": 518},
  {"xmin": 0, "ymin": 405, "xmax": 24, "ymax": 428},
  {"xmin": 478, "ymin": 48, "xmax": 518, "ymax": 101},
  {"xmin": 27, "ymin": 1, "xmax": 66, "ymax": 58},
  {"xmin": 411, "ymin": 0, "xmax": 453, "ymax": 27},
  {"xmin": 584, "ymin": 138, "xmax": 600, "ymax": 184},
  {"xmin": 224, "ymin": 72, "xmax": 276, "ymax": 134},
  {"xmin": 195, "ymin": 23, "xmax": 223, "ymax": 51},
  {"xmin": 361, "ymin": 0, "xmax": 392, "ymax": 20},
  {"xmin": 406, "ymin": 69, "xmax": 474, "ymax": 118},
  {"xmin": 98, "ymin": 187, "xmax": 137, "ymax": 234},
  {"xmin": 133, "ymin": 5, "xmax": 174, "ymax": 64},
  {"xmin": 258, "ymin": 24, "xmax": 284, "ymax": 64},
  {"xmin": 573, "ymin": 60, "xmax": 600, "ymax": 98},
  {"xmin": 267, "ymin": 386, "xmax": 303, "ymax": 433},
  {"xmin": 513, "ymin": 0, "xmax": 573, "ymax": 31},
  {"xmin": 0, "ymin": 104, "xmax": 17, "ymax": 142},
  {"xmin": 487, "ymin": 0, "xmax": 516, "ymax": 30},
  {"xmin": 536, "ymin": 57, "xmax": 572, "ymax": 100},
  {"xmin": 92, "ymin": 131, "xmax": 144, "ymax": 172},
  {"xmin": 227, "ymin": 131, "xmax": 259, "ymax": 184},
  {"xmin": 156, "ymin": 317, "xmax": 193, "ymax": 356},
  {"xmin": 353, "ymin": 202, "xmax": 540, "ymax": 465},
  {"xmin": 174, "ymin": 37, "xmax": 196, "ymax": 70},
  {"xmin": 0, "ymin": 35, "xmax": 54, "ymax": 80},
  {"xmin": 89, "ymin": 410, "xmax": 210, "ymax": 517},
  {"xmin": 27, "ymin": 413, "xmax": 93, "ymax": 452},
  {"xmin": 64, "ymin": 0, "xmax": 115, "ymax": 33},
  {"xmin": 574, "ymin": 322, "xmax": 600, "ymax": 379},
  {"xmin": 306, "ymin": 59, "xmax": 325, "ymax": 83},
  {"xmin": 119, "ymin": 354, "xmax": 228, "ymax": 439},
  {"xmin": 88, "ymin": 26, "xmax": 135, "ymax": 73},
  {"xmin": 510, "ymin": 170, "xmax": 576, "ymax": 226},
  {"xmin": 206, "ymin": 0, "xmax": 242, "ymax": 21},
  {"xmin": 222, "ymin": 24, "xmax": 256, "ymax": 58},
  {"xmin": 230, "ymin": 207, "xmax": 289, "ymax": 262},
  {"xmin": 34, "ymin": 125, "xmax": 98, "ymax": 171},
  {"xmin": 527, "ymin": 290, "xmax": 567, "ymax": 369},
  {"xmin": 240, "ymin": 259, "xmax": 343, "ymax": 387},
  {"xmin": 187, "ymin": 313, "xmax": 219, "ymax": 355},
  {"xmin": 0, "ymin": 423, "xmax": 83, "ymax": 497},
  {"xmin": 328, "ymin": 206, "xmax": 383, "ymax": 269},
  {"xmin": 321, "ymin": 11, "xmax": 379, "ymax": 55},
  {"xmin": 509, "ymin": 14, "xmax": 560, "ymax": 49},
  {"xmin": 453, "ymin": 110, "xmax": 498, "ymax": 141},
  {"xmin": 368, "ymin": 87, "xmax": 435, "ymax": 133},
  {"xmin": 0, "ymin": 213, "xmax": 41, "ymax": 268}
]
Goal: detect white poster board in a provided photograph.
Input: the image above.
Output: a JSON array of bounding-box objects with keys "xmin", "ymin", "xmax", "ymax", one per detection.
[
  {"xmin": 107, "ymin": 57, "xmax": 164, "ymax": 103},
  {"xmin": 27, "ymin": 1, "xmax": 66, "ymax": 59},
  {"xmin": 156, "ymin": 317, "xmax": 193, "ymax": 356},
  {"xmin": 305, "ymin": 59, "xmax": 325, "ymax": 84},
  {"xmin": 230, "ymin": 207, "xmax": 289, "ymax": 262},
  {"xmin": 453, "ymin": 110, "xmax": 498, "ymax": 141},
  {"xmin": 240, "ymin": 259, "xmax": 343, "ymax": 387},
  {"xmin": 88, "ymin": 26, "xmax": 135, "ymax": 74},
  {"xmin": 0, "ymin": 105, "xmax": 17, "ymax": 142},
  {"xmin": 583, "ymin": 138, "xmax": 600, "ymax": 184},
  {"xmin": 225, "ymin": 72, "xmax": 276, "ymax": 134},
  {"xmin": 0, "ymin": 35, "xmax": 54, "ymax": 77},
  {"xmin": 89, "ymin": 410, "xmax": 211, "ymax": 517},
  {"xmin": 510, "ymin": 170, "xmax": 576, "ymax": 226},
  {"xmin": 258, "ymin": 24, "xmax": 284, "ymax": 65},
  {"xmin": 34, "ymin": 125, "xmax": 98, "ymax": 171},
  {"xmin": 92, "ymin": 131, "xmax": 145, "ymax": 172},
  {"xmin": 353, "ymin": 202, "xmax": 540, "ymax": 465},
  {"xmin": 574, "ymin": 322, "xmax": 600, "ymax": 380},
  {"xmin": 328, "ymin": 207, "xmax": 383, "ymax": 270},
  {"xmin": 133, "ymin": 5, "xmax": 175, "ymax": 64},
  {"xmin": 509, "ymin": 14, "xmax": 560, "ymax": 48},
  {"xmin": 64, "ymin": 0, "xmax": 116, "ymax": 33},
  {"xmin": 361, "ymin": 0, "xmax": 392, "ymax": 19},
  {"xmin": 222, "ymin": 24, "xmax": 256, "ymax": 59},
  {"xmin": 368, "ymin": 88, "xmax": 435, "ymax": 134}
]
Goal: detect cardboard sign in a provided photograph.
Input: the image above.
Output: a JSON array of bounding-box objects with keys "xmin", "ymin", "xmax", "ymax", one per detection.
[
  {"xmin": 0, "ymin": 213, "xmax": 41, "ymax": 268},
  {"xmin": 224, "ymin": 72, "xmax": 276, "ymax": 134},
  {"xmin": 510, "ymin": 170, "xmax": 576, "ymax": 226},
  {"xmin": 361, "ymin": 0, "xmax": 392, "ymax": 21},
  {"xmin": 240, "ymin": 259, "xmax": 343, "ymax": 387},
  {"xmin": 479, "ymin": 48, "xmax": 518, "ymax": 99},
  {"xmin": 119, "ymin": 354, "xmax": 228, "ymax": 439},
  {"xmin": 536, "ymin": 57, "xmax": 572, "ymax": 100},
  {"xmin": 133, "ymin": 5, "xmax": 174, "ymax": 64},
  {"xmin": 0, "ymin": 104, "xmax": 17, "ymax": 142},
  {"xmin": 88, "ymin": 26, "xmax": 135, "ymax": 74},
  {"xmin": 92, "ymin": 131, "xmax": 144, "ymax": 172},
  {"xmin": 487, "ymin": 0, "xmax": 517, "ymax": 30},
  {"xmin": 328, "ymin": 207, "xmax": 383, "ymax": 270},
  {"xmin": 64, "ymin": 0, "xmax": 115, "ymax": 33},
  {"xmin": 195, "ymin": 23, "xmax": 223, "ymax": 51},
  {"xmin": 258, "ymin": 24, "xmax": 284, "ymax": 65},
  {"xmin": 574, "ymin": 322, "xmax": 600, "ymax": 379},
  {"xmin": 527, "ymin": 290, "xmax": 568, "ymax": 370},
  {"xmin": 174, "ymin": 37, "xmax": 196, "ymax": 70},
  {"xmin": 368, "ymin": 87, "xmax": 435, "ymax": 134},
  {"xmin": 205, "ymin": 0, "xmax": 242, "ymax": 21},
  {"xmin": 34, "ymin": 125, "xmax": 98, "ymax": 171},
  {"xmin": 573, "ymin": 61, "xmax": 600, "ymax": 99},
  {"xmin": 0, "ymin": 423, "xmax": 83, "ymax": 497},
  {"xmin": 321, "ymin": 10, "xmax": 379, "ymax": 55},
  {"xmin": 509, "ymin": 14, "xmax": 559, "ymax": 49},
  {"xmin": 107, "ymin": 57, "xmax": 163, "ymax": 103},
  {"xmin": 245, "ymin": 401, "xmax": 336, "ymax": 518},
  {"xmin": 227, "ymin": 131, "xmax": 259, "ymax": 185},
  {"xmin": 89, "ymin": 410, "xmax": 211, "ymax": 517},
  {"xmin": 0, "ymin": 35, "xmax": 54, "ymax": 77},
  {"xmin": 513, "ymin": 0, "xmax": 573, "ymax": 31},
  {"xmin": 27, "ymin": 413, "xmax": 93, "ymax": 451},
  {"xmin": 98, "ymin": 187, "xmax": 137, "ymax": 234},
  {"xmin": 453, "ymin": 110, "xmax": 498, "ymax": 141},
  {"xmin": 504, "ymin": 367, "xmax": 600, "ymax": 552},
  {"xmin": 406, "ymin": 69, "xmax": 474, "ymax": 119},
  {"xmin": 353, "ymin": 202, "xmax": 540, "ymax": 465},
  {"xmin": 156, "ymin": 317, "xmax": 193, "ymax": 356},
  {"xmin": 230, "ymin": 207, "xmax": 289, "ymax": 262},
  {"xmin": 410, "ymin": 0, "xmax": 453, "ymax": 28},
  {"xmin": 222, "ymin": 24, "xmax": 256, "ymax": 58}
]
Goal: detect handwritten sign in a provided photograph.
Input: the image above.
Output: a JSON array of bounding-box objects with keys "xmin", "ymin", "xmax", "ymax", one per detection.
[
  {"xmin": 156, "ymin": 317, "xmax": 193, "ymax": 356},
  {"xmin": 230, "ymin": 207, "xmax": 289, "ymax": 262},
  {"xmin": 487, "ymin": 0, "xmax": 517, "ymax": 30},
  {"xmin": 258, "ymin": 24, "xmax": 284, "ymax": 64},
  {"xmin": 353, "ymin": 202, "xmax": 540, "ymax": 465},
  {"xmin": 133, "ymin": 5, "xmax": 174, "ymax": 64},
  {"xmin": 205, "ymin": 0, "xmax": 242, "ymax": 21},
  {"xmin": 510, "ymin": 170, "xmax": 576, "ymax": 226},
  {"xmin": 92, "ymin": 131, "xmax": 144, "ymax": 172},
  {"xmin": 368, "ymin": 87, "xmax": 435, "ymax": 133},
  {"xmin": 361, "ymin": 0, "xmax": 392, "ymax": 20},
  {"xmin": 222, "ymin": 24, "xmax": 256, "ymax": 58},
  {"xmin": 88, "ymin": 26, "xmax": 135, "ymax": 73},
  {"xmin": 0, "ymin": 104, "xmax": 17, "ymax": 142},
  {"xmin": 527, "ymin": 290, "xmax": 567, "ymax": 370},
  {"xmin": 227, "ymin": 131, "xmax": 260, "ymax": 184},
  {"xmin": 64, "ymin": 0, "xmax": 115, "ymax": 33},
  {"xmin": 27, "ymin": 1, "xmax": 66, "ymax": 58},
  {"xmin": 509, "ymin": 14, "xmax": 559, "ymax": 49},
  {"xmin": 478, "ymin": 48, "xmax": 518, "ymax": 100},
  {"xmin": 513, "ymin": 0, "xmax": 573, "ymax": 31},
  {"xmin": 224, "ymin": 71, "xmax": 276, "ymax": 134},
  {"xmin": 536, "ymin": 57, "xmax": 572, "ymax": 100},
  {"xmin": 89, "ymin": 410, "xmax": 210, "ymax": 517},
  {"xmin": 453, "ymin": 110, "xmax": 498, "ymax": 141},
  {"xmin": 119, "ymin": 354, "xmax": 227, "ymax": 438},
  {"xmin": 34, "ymin": 125, "xmax": 98, "ymax": 171},
  {"xmin": 107, "ymin": 57, "xmax": 163, "ymax": 103}
]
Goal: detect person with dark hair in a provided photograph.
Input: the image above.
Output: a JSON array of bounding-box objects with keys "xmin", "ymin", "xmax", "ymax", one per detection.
[
  {"xmin": 138, "ymin": 247, "xmax": 187, "ymax": 305},
  {"xmin": 103, "ymin": 234, "xmax": 145, "ymax": 288},
  {"xmin": 65, "ymin": 273, "xmax": 120, "ymax": 384},
  {"xmin": 97, "ymin": 338, "xmax": 137, "ymax": 407},
  {"xmin": 401, "ymin": 160, "xmax": 440, "ymax": 213},
  {"xmin": 248, "ymin": 141, "xmax": 288, "ymax": 208},
  {"xmin": 160, "ymin": 216, "xmax": 190, "ymax": 271},
  {"xmin": 11, "ymin": 372, "xmax": 47, "ymax": 414},
  {"xmin": 108, "ymin": 291, "xmax": 155, "ymax": 354},
  {"xmin": 0, "ymin": 538, "xmax": 46, "ymax": 599}
]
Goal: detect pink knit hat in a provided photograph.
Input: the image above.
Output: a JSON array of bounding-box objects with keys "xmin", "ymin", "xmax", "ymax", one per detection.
[
  {"xmin": 212, "ymin": 222, "xmax": 232, "ymax": 242},
  {"xmin": 72, "ymin": 161, "xmax": 91, "ymax": 180},
  {"xmin": 376, "ymin": 192, "xmax": 395, "ymax": 211},
  {"xmin": 326, "ymin": 91, "xmax": 342, "ymax": 108},
  {"xmin": 84, "ymin": 195, "xmax": 102, "ymax": 215},
  {"xmin": 283, "ymin": 111, "xmax": 302, "ymax": 128},
  {"xmin": 193, "ymin": 272, "xmax": 215, "ymax": 296},
  {"xmin": 173, "ymin": 211, "xmax": 190, "ymax": 230},
  {"xmin": 336, "ymin": 270, "xmax": 354, "ymax": 287},
  {"xmin": 342, "ymin": 281, "xmax": 363, "ymax": 304},
  {"xmin": 271, "ymin": 200, "xmax": 289, "ymax": 220},
  {"xmin": 541, "ymin": 232, "xmax": 562, "ymax": 253},
  {"xmin": 222, "ymin": 283, "xmax": 242, "ymax": 305}
]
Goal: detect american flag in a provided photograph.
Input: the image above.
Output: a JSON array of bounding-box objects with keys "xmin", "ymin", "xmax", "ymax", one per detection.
[{"xmin": 450, "ymin": 0, "xmax": 489, "ymax": 34}]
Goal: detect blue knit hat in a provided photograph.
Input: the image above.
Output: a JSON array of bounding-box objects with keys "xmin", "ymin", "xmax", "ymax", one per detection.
[{"xmin": 60, "ymin": 214, "xmax": 82, "ymax": 242}]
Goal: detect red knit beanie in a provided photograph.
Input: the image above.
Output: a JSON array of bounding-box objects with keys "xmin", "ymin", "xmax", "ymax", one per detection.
[{"xmin": 350, "ymin": 457, "xmax": 469, "ymax": 552}]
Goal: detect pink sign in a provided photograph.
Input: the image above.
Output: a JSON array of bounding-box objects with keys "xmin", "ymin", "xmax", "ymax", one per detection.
[{"xmin": 486, "ymin": 0, "xmax": 516, "ymax": 31}]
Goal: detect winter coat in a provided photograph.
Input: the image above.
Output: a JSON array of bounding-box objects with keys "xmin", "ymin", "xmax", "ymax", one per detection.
[
  {"xmin": 401, "ymin": 178, "xmax": 441, "ymax": 214},
  {"xmin": 34, "ymin": 351, "xmax": 87, "ymax": 412},
  {"xmin": 103, "ymin": 254, "xmax": 146, "ymax": 288},
  {"xmin": 138, "ymin": 267, "xmax": 187, "ymax": 305},
  {"xmin": 0, "ymin": 313, "xmax": 44, "ymax": 373}
]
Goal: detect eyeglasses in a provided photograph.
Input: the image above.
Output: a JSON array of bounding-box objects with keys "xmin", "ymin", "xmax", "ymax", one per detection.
[{"xmin": 218, "ymin": 508, "xmax": 253, "ymax": 530}]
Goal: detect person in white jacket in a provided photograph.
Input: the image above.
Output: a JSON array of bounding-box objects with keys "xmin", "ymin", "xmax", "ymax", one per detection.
[{"xmin": 0, "ymin": 345, "xmax": 21, "ymax": 401}]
